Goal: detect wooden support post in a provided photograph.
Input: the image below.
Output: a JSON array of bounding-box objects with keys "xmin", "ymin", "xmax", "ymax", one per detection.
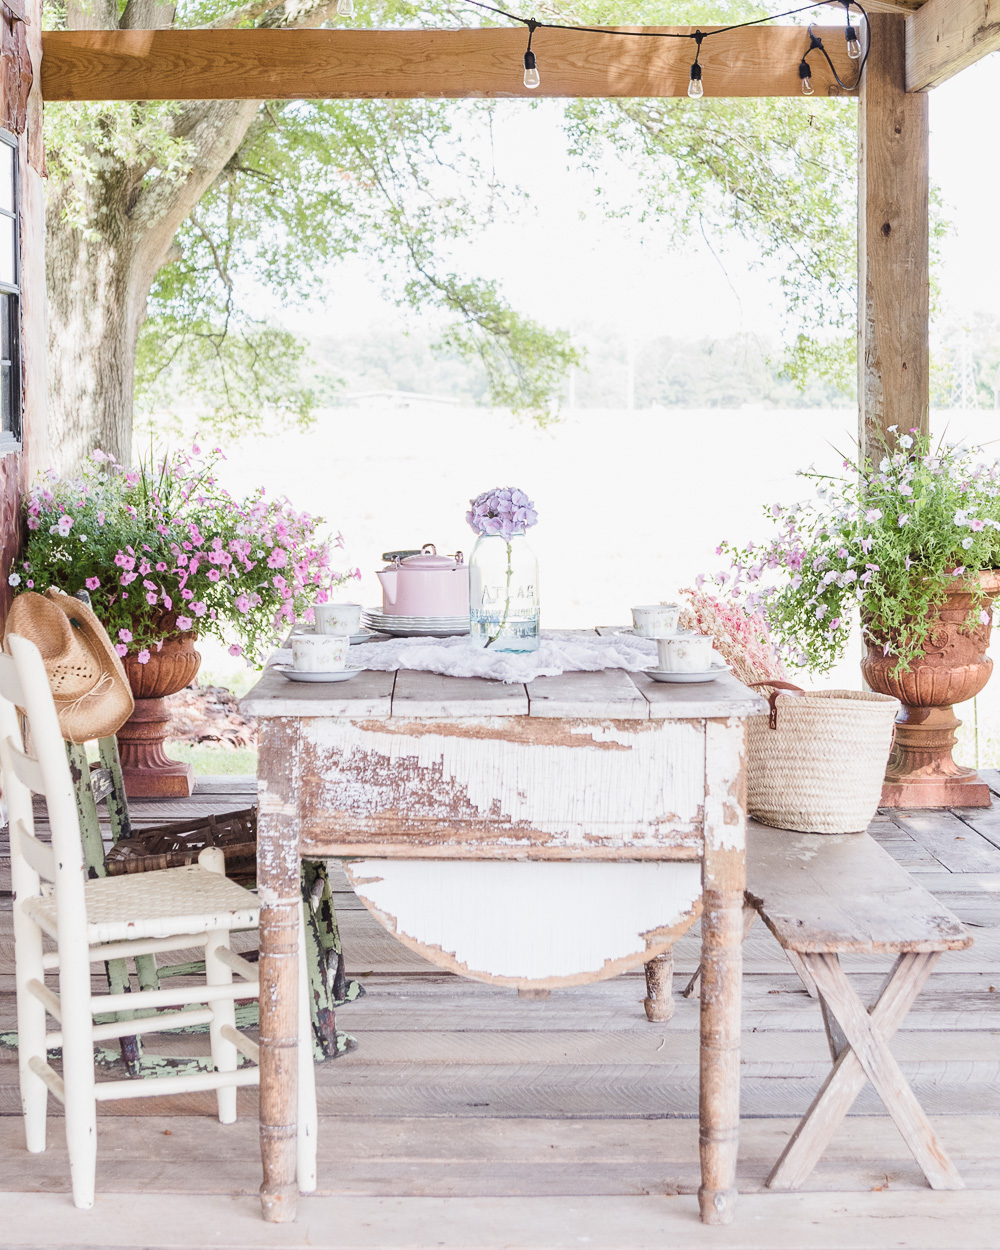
[{"xmin": 858, "ymin": 11, "xmax": 930, "ymax": 462}]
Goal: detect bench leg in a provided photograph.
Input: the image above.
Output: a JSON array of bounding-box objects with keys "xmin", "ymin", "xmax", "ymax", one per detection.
[{"xmin": 767, "ymin": 951, "xmax": 963, "ymax": 1192}]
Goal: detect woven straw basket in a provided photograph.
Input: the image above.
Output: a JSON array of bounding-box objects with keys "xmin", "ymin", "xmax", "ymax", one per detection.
[{"xmin": 746, "ymin": 682, "xmax": 899, "ymax": 834}]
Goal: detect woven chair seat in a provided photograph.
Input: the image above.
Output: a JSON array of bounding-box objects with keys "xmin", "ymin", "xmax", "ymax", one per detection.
[
  {"xmin": 104, "ymin": 807, "xmax": 257, "ymax": 884},
  {"xmin": 24, "ymin": 863, "xmax": 260, "ymax": 944}
]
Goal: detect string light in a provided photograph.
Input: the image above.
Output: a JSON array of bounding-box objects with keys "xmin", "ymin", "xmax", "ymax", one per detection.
[
  {"xmin": 843, "ymin": 0, "xmax": 862, "ymax": 58},
  {"xmin": 523, "ymin": 18, "xmax": 540, "ymax": 88},
  {"xmin": 798, "ymin": 19, "xmax": 870, "ymax": 94},
  {"xmin": 460, "ymin": 0, "xmax": 871, "ymax": 100},
  {"xmin": 688, "ymin": 30, "xmax": 704, "ymax": 100}
]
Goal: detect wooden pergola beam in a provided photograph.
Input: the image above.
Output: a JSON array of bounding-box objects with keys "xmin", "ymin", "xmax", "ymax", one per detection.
[
  {"xmin": 858, "ymin": 12, "xmax": 930, "ymax": 459},
  {"xmin": 40, "ymin": 26, "xmax": 860, "ymax": 102},
  {"xmin": 905, "ymin": 0, "xmax": 1000, "ymax": 90}
]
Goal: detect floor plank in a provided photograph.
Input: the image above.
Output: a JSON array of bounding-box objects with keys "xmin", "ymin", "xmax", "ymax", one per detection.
[{"xmin": 4, "ymin": 1189, "xmax": 1000, "ymax": 1249}]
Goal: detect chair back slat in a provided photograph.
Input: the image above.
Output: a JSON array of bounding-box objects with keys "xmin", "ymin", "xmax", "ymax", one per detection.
[
  {"xmin": 5, "ymin": 738, "xmax": 46, "ymax": 794},
  {"xmin": 15, "ymin": 817, "xmax": 56, "ymax": 881}
]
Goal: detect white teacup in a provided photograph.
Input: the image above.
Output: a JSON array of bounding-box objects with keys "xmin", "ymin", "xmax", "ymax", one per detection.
[
  {"xmin": 657, "ymin": 633, "xmax": 716, "ymax": 673},
  {"xmin": 291, "ymin": 632, "xmax": 348, "ymax": 673},
  {"xmin": 314, "ymin": 603, "xmax": 362, "ymax": 636},
  {"xmin": 631, "ymin": 604, "xmax": 681, "ymax": 639}
]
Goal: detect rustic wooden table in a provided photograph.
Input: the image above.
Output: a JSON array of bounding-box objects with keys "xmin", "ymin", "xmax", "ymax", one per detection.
[{"xmin": 242, "ymin": 645, "xmax": 765, "ymax": 1226}]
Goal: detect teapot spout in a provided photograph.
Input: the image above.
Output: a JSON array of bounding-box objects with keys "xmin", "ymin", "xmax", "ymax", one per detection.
[{"xmin": 377, "ymin": 569, "xmax": 398, "ymax": 605}]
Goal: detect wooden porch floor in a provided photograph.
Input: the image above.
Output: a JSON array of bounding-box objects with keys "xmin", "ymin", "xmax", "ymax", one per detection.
[{"xmin": 2, "ymin": 777, "xmax": 999, "ymax": 1248}]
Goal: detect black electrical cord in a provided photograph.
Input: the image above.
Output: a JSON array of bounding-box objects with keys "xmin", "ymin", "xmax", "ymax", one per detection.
[{"xmin": 460, "ymin": 0, "xmax": 872, "ymax": 95}]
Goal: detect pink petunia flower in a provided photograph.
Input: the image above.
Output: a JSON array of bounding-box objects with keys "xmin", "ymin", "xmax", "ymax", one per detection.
[
  {"xmin": 114, "ymin": 643, "xmax": 128, "ymax": 658},
  {"xmin": 118, "ymin": 628, "xmax": 133, "ymax": 643},
  {"xmin": 175, "ymin": 615, "xmax": 193, "ymax": 631},
  {"xmin": 228, "ymin": 644, "xmax": 242, "ymax": 657},
  {"xmin": 85, "ymin": 577, "xmax": 100, "ymax": 591},
  {"xmin": 136, "ymin": 649, "xmax": 150, "ymax": 664}
]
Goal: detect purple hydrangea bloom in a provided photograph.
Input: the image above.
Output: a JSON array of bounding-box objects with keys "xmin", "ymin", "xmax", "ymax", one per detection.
[{"xmin": 466, "ymin": 487, "xmax": 538, "ymax": 540}]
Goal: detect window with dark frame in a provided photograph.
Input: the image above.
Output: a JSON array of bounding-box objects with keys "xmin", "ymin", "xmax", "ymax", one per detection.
[{"xmin": 0, "ymin": 130, "xmax": 19, "ymax": 446}]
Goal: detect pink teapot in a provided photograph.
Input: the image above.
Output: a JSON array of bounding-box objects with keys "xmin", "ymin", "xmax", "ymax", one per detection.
[{"xmin": 376, "ymin": 544, "xmax": 469, "ymax": 617}]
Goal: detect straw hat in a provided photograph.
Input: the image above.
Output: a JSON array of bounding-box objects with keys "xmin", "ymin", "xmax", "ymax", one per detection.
[{"xmin": 4, "ymin": 589, "xmax": 134, "ymax": 742}]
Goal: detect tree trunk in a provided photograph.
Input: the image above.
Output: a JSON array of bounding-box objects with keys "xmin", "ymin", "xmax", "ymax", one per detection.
[
  {"xmin": 46, "ymin": 186, "xmax": 147, "ymax": 467},
  {"xmin": 45, "ymin": 97, "xmax": 260, "ymax": 470}
]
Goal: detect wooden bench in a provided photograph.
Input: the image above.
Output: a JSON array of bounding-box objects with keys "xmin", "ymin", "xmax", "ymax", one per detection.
[{"xmin": 745, "ymin": 823, "xmax": 972, "ymax": 1191}]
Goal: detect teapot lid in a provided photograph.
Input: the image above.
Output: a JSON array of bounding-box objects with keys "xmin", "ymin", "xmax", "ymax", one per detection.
[{"xmin": 390, "ymin": 543, "xmax": 464, "ymax": 570}]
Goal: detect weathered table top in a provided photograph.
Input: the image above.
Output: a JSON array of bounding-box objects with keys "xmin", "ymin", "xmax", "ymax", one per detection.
[{"xmin": 242, "ymin": 641, "xmax": 766, "ymax": 722}]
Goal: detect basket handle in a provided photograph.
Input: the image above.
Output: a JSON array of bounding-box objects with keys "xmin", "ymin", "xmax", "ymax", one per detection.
[{"xmin": 748, "ymin": 680, "xmax": 806, "ymax": 730}]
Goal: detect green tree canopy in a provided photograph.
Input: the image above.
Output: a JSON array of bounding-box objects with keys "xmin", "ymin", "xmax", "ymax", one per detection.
[{"xmin": 43, "ymin": 0, "xmax": 871, "ymax": 462}]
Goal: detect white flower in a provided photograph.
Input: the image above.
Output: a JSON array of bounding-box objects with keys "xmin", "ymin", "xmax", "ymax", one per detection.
[
  {"xmin": 888, "ymin": 424, "xmax": 899, "ymax": 433},
  {"xmin": 815, "ymin": 604, "xmax": 828, "ymax": 620},
  {"xmin": 898, "ymin": 514, "xmax": 910, "ymax": 527},
  {"xmin": 955, "ymin": 510, "xmax": 969, "ymax": 526},
  {"xmin": 899, "ymin": 434, "xmax": 914, "ymax": 449},
  {"xmin": 7, "ymin": 572, "xmax": 20, "ymax": 587},
  {"xmin": 962, "ymin": 536, "xmax": 974, "ymax": 549},
  {"xmin": 879, "ymin": 457, "xmax": 890, "ymax": 472},
  {"xmin": 841, "ymin": 569, "xmax": 857, "ymax": 583}
]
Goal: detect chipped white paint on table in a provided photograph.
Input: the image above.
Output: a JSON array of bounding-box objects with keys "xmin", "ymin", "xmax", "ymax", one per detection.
[{"xmin": 242, "ymin": 641, "xmax": 766, "ymax": 1227}]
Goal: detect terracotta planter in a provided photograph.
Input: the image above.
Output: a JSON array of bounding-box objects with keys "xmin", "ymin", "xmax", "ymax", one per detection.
[
  {"xmin": 117, "ymin": 632, "xmax": 202, "ymax": 799},
  {"xmin": 861, "ymin": 571, "xmax": 1000, "ymax": 808}
]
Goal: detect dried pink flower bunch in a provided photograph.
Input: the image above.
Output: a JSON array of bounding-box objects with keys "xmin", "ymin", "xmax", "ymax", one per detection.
[
  {"xmin": 466, "ymin": 487, "xmax": 538, "ymax": 541},
  {"xmin": 679, "ymin": 586, "xmax": 786, "ymax": 686}
]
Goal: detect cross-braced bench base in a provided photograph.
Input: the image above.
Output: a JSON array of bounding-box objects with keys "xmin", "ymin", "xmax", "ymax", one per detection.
[
  {"xmin": 746, "ymin": 823, "xmax": 972, "ymax": 1192},
  {"xmin": 768, "ymin": 949, "xmax": 963, "ymax": 1190}
]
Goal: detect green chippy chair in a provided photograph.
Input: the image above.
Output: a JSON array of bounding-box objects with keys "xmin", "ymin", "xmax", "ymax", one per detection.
[{"xmin": 66, "ymin": 733, "xmax": 362, "ymax": 1074}]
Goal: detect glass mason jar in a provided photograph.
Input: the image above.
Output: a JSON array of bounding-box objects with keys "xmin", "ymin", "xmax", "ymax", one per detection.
[{"xmin": 468, "ymin": 532, "xmax": 540, "ymax": 652}]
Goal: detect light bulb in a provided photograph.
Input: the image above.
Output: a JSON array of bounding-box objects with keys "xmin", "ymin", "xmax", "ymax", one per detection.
[
  {"xmin": 687, "ymin": 63, "xmax": 703, "ymax": 99},
  {"xmin": 523, "ymin": 50, "xmax": 540, "ymax": 89},
  {"xmin": 845, "ymin": 25, "xmax": 861, "ymax": 58},
  {"xmin": 799, "ymin": 59, "xmax": 814, "ymax": 95},
  {"xmin": 336, "ymin": 0, "xmax": 354, "ymax": 14}
]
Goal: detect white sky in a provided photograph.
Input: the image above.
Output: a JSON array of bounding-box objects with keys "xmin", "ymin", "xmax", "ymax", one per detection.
[{"xmin": 288, "ymin": 51, "xmax": 1000, "ymax": 349}]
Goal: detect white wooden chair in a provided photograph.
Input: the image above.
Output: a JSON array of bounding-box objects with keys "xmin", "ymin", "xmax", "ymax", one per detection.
[{"xmin": 1, "ymin": 631, "xmax": 317, "ymax": 1209}]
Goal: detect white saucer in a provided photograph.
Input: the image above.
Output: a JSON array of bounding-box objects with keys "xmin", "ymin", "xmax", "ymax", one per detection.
[
  {"xmin": 293, "ymin": 627, "xmax": 379, "ymax": 645},
  {"xmin": 645, "ymin": 667, "xmax": 727, "ymax": 684},
  {"xmin": 274, "ymin": 665, "xmax": 362, "ymax": 684},
  {"xmin": 348, "ymin": 629, "xmax": 383, "ymax": 644}
]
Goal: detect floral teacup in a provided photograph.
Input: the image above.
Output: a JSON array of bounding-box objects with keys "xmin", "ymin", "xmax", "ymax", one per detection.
[
  {"xmin": 291, "ymin": 632, "xmax": 348, "ymax": 672},
  {"xmin": 631, "ymin": 604, "xmax": 681, "ymax": 639},
  {"xmin": 657, "ymin": 633, "xmax": 715, "ymax": 673},
  {"xmin": 314, "ymin": 603, "xmax": 362, "ymax": 636}
]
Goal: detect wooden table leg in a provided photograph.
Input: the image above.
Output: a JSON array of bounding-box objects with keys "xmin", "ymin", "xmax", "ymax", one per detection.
[
  {"xmin": 643, "ymin": 950, "xmax": 675, "ymax": 1022},
  {"xmin": 258, "ymin": 719, "xmax": 303, "ymax": 1223},
  {"xmin": 697, "ymin": 719, "xmax": 746, "ymax": 1226}
]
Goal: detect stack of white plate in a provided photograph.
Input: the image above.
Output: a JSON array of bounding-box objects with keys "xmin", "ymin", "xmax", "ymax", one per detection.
[{"xmin": 363, "ymin": 608, "xmax": 469, "ymax": 638}]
